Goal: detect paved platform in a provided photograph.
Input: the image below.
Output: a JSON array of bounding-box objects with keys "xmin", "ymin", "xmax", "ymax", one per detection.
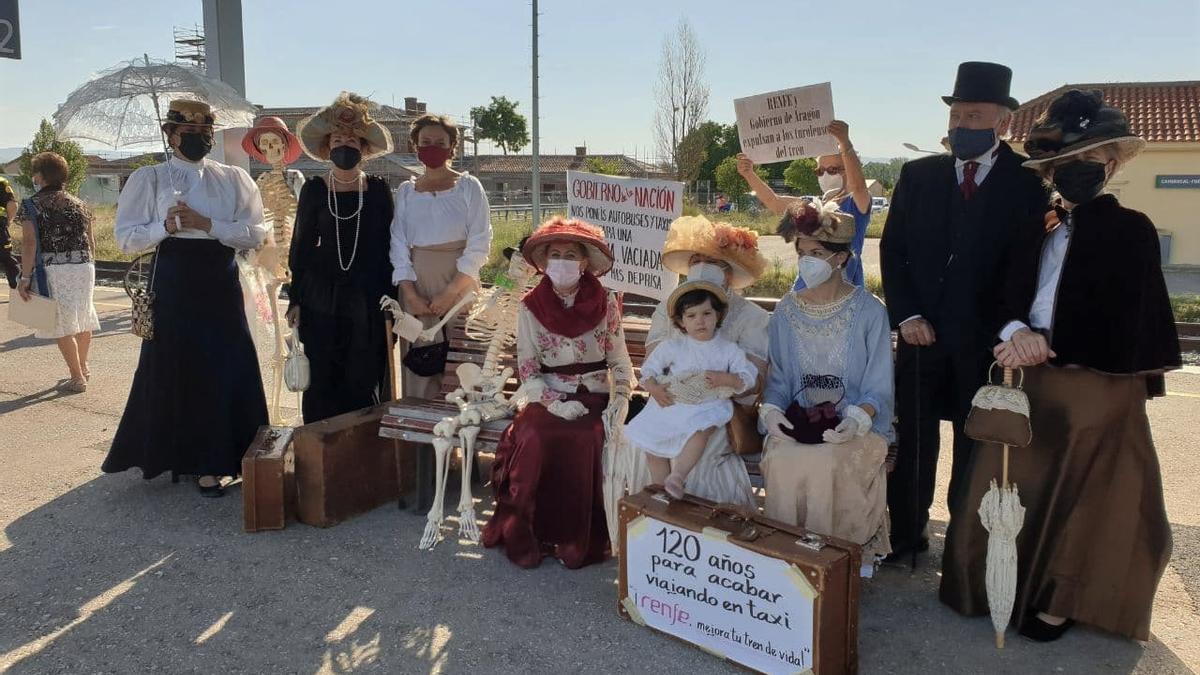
[{"xmin": 1, "ymin": 286, "xmax": 1197, "ymax": 674}]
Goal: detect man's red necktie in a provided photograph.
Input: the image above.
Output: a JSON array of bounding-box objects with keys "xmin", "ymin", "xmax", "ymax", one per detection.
[{"xmin": 961, "ymin": 161, "xmax": 980, "ymax": 200}]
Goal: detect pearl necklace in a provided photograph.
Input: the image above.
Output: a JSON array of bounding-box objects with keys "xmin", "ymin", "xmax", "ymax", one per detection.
[{"xmin": 326, "ymin": 172, "xmax": 364, "ymax": 272}]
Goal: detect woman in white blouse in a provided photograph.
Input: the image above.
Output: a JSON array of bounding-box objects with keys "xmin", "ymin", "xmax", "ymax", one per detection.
[
  {"xmin": 389, "ymin": 114, "xmax": 492, "ymax": 398},
  {"xmin": 103, "ymin": 100, "xmax": 269, "ymax": 498}
]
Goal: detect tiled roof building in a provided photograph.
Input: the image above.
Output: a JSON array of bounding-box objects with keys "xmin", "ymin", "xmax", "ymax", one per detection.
[{"xmin": 1010, "ymin": 81, "xmax": 1199, "ymax": 144}]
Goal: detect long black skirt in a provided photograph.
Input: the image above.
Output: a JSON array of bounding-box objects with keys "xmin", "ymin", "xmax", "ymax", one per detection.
[
  {"xmin": 103, "ymin": 237, "xmax": 268, "ymax": 479},
  {"xmin": 296, "ymin": 281, "xmax": 390, "ymax": 423}
]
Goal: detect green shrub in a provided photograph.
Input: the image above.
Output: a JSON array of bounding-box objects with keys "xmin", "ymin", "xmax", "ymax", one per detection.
[
  {"xmin": 865, "ymin": 273, "xmax": 885, "ymax": 301},
  {"xmin": 865, "ymin": 211, "xmax": 886, "ymax": 239},
  {"xmin": 742, "ymin": 262, "xmax": 794, "ymax": 299},
  {"xmin": 1171, "ymin": 295, "xmax": 1200, "ymax": 323}
]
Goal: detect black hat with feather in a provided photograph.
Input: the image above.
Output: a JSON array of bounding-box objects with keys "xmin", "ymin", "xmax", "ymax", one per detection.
[{"xmin": 1022, "ymin": 89, "xmax": 1145, "ymax": 167}]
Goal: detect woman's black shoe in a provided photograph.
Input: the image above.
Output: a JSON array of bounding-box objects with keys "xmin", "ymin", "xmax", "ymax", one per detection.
[
  {"xmin": 197, "ymin": 479, "xmax": 225, "ymax": 498},
  {"xmin": 1019, "ymin": 614, "xmax": 1075, "ymax": 642},
  {"xmin": 880, "ymin": 538, "xmax": 929, "ymax": 566}
]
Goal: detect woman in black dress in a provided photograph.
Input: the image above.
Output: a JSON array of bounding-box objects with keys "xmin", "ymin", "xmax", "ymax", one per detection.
[{"xmin": 287, "ymin": 92, "xmax": 396, "ymax": 422}]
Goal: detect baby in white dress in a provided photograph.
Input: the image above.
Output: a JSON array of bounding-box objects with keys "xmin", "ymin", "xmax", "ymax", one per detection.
[{"xmin": 625, "ymin": 282, "xmax": 758, "ymax": 499}]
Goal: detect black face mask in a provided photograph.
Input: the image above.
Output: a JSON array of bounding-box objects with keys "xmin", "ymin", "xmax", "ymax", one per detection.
[
  {"xmin": 330, "ymin": 145, "xmax": 362, "ymax": 170},
  {"xmin": 1052, "ymin": 160, "xmax": 1108, "ymax": 205},
  {"xmin": 177, "ymin": 132, "xmax": 213, "ymax": 161}
]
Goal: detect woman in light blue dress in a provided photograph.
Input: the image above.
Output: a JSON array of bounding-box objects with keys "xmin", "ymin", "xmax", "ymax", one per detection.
[{"xmin": 759, "ymin": 199, "xmax": 894, "ymax": 573}]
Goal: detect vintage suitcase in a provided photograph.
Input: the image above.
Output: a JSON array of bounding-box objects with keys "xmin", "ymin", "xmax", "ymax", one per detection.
[
  {"xmin": 618, "ymin": 487, "xmax": 861, "ymax": 675},
  {"xmin": 242, "ymin": 425, "xmax": 296, "ymax": 532},
  {"xmin": 293, "ymin": 403, "xmax": 416, "ymax": 528}
]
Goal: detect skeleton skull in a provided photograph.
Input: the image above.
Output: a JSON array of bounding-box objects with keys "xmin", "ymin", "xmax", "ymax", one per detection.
[{"xmin": 256, "ymin": 131, "xmax": 288, "ymax": 165}]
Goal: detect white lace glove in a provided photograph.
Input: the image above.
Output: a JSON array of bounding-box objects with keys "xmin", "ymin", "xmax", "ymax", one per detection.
[
  {"xmin": 822, "ymin": 404, "xmax": 872, "ymax": 444},
  {"xmin": 547, "ymin": 399, "xmax": 588, "ymax": 420},
  {"xmin": 760, "ymin": 405, "xmax": 793, "ymax": 440}
]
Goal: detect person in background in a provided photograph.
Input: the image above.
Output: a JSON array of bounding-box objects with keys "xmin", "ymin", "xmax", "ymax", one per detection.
[
  {"xmin": 287, "ymin": 92, "xmax": 396, "ymax": 422},
  {"xmin": 878, "ymin": 62, "xmax": 1049, "ymax": 564},
  {"xmin": 102, "ymin": 100, "xmax": 269, "ymax": 498},
  {"xmin": 1, "ymin": 177, "xmax": 19, "ymax": 288},
  {"xmin": 14, "ymin": 153, "xmax": 100, "ymax": 392},
  {"xmin": 390, "ymin": 113, "xmax": 491, "ymax": 398},
  {"xmin": 737, "ymin": 119, "xmax": 872, "ymax": 289},
  {"xmin": 941, "ymin": 90, "xmax": 1179, "ymax": 642}
]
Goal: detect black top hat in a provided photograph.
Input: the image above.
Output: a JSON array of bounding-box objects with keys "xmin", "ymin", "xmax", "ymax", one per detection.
[
  {"xmin": 942, "ymin": 61, "xmax": 1019, "ymax": 111},
  {"xmin": 1022, "ymin": 89, "xmax": 1145, "ymax": 167}
]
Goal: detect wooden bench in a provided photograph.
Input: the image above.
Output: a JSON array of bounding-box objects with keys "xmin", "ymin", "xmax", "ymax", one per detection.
[
  {"xmin": 378, "ymin": 294, "xmax": 767, "ymax": 511},
  {"xmin": 379, "ymin": 294, "xmax": 907, "ymax": 512}
]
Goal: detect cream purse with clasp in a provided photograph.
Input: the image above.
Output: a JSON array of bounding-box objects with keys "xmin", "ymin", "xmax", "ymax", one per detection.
[{"xmin": 284, "ymin": 334, "xmax": 310, "ymax": 392}]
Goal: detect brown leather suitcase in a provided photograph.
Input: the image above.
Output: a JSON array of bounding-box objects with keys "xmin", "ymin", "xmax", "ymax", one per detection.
[
  {"xmin": 618, "ymin": 487, "xmax": 861, "ymax": 674},
  {"xmin": 292, "ymin": 403, "xmax": 416, "ymax": 528},
  {"xmin": 241, "ymin": 425, "xmax": 296, "ymax": 532}
]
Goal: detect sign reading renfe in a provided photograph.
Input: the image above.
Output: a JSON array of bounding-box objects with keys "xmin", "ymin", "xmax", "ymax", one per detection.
[
  {"xmin": 735, "ymin": 82, "xmax": 837, "ymax": 164},
  {"xmin": 623, "ymin": 515, "xmax": 816, "ymax": 674}
]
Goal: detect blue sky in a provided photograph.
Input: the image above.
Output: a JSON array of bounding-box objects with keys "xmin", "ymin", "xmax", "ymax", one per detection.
[{"xmin": 1, "ymin": 0, "xmax": 1197, "ymax": 161}]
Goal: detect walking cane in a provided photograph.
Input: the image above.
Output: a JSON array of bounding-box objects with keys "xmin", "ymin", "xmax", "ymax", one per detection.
[{"xmin": 911, "ymin": 344, "xmax": 921, "ymax": 571}]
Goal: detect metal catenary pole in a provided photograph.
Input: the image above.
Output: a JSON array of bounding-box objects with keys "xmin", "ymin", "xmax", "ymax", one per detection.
[{"xmin": 531, "ymin": 0, "xmax": 540, "ymax": 225}]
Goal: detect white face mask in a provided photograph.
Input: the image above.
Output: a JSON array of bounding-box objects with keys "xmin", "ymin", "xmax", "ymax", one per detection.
[
  {"xmin": 817, "ymin": 172, "xmax": 843, "ymax": 196},
  {"xmin": 798, "ymin": 254, "xmax": 836, "ymax": 289},
  {"xmin": 686, "ymin": 262, "xmax": 728, "ymax": 288},
  {"xmin": 545, "ymin": 258, "xmax": 582, "ymax": 288}
]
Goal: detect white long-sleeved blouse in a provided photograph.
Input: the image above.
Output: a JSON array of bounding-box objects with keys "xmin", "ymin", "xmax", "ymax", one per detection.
[
  {"xmin": 388, "ymin": 173, "xmax": 492, "ymax": 285},
  {"xmin": 114, "ymin": 157, "xmax": 268, "ymax": 253}
]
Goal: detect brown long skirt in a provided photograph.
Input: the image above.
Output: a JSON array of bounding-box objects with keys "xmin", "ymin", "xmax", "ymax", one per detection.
[
  {"xmin": 399, "ymin": 240, "xmax": 472, "ymax": 399},
  {"xmin": 939, "ymin": 365, "xmax": 1172, "ymax": 640}
]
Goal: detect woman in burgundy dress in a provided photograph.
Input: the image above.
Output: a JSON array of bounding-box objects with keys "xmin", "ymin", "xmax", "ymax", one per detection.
[{"xmin": 483, "ymin": 218, "xmax": 633, "ymax": 568}]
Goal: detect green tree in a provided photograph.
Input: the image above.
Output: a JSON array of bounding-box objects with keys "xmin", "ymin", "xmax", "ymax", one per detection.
[
  {"xmin": 715, "ymin": 155, "xmax": 768, "ymax": 207},
  {"xmin": 861, "ymin": 157, "xmax": 906, "ymax": 191},
  {"xmin": 470, "ymin": 96, "xmax": 530, "ymax": 155},
  {"xmin": 691, "ymin": 121, "xmax": 740, "ymax": 186},
  {"xmin": 585, "ymin": 157, "xmax": 625, "ymax": 176},
  {"xmin": 129, "ymin": 153, "xmax": 161, "ymax": 170},
  {"xmin": 783, "ymin": 158, "xmax": 820, "ymax": 195},
  {"xmin": 17, "ymin": 119, "xmax": 88, "ymax": 194}
]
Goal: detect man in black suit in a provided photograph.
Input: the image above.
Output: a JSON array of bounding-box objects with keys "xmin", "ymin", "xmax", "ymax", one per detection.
[{"xmin": 880, "ymin": 62, "xmax": 1049, "ymax": 563}]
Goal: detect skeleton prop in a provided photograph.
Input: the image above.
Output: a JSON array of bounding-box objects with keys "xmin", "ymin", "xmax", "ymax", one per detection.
[
  {"xmin": 384, "ymin": 250, "xmax": 540, "ymax": 550},
  {"xmin": 242, "ymin": 117, "xmax": 303, "ymax": 424}
]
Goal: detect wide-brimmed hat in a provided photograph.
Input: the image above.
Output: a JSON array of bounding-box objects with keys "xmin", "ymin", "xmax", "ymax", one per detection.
[
  {"xmin": 666, "ymin": 279, "xmax": 728, "ymax": 321},
  {"xmin": 242, "ymin": 116, "xmax": 302, "ymax": 165},
  {"xmin": 661, "ymin": 215, "xmax": 766, "ymax": 290},
  {"xmin": 942, "ymin": 61, "xmax": 1019, "ymax": 111},
  {"xmin": 1022, "ymin": 89, "xmax": 1146, "ymax": 168},
  {"xmin": 162, "ymin": 99, "xmax": 214, "ymax": 128},
  {"xmin": 522, "ymin": 217, "xmax": 615, "ymax": 276},
  {"xmin": 296, "ymin": 92, "xmax": 394, "ymax": 162},
  {"xmin": 779, "ymin": 198, "xmax": 856, "ymax": 245}
]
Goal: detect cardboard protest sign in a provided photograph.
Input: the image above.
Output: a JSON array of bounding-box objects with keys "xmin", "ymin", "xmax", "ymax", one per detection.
[
  {"xmin": 567, "ymin": 170, "xmax": 683, "ymax": 301},
  {"xmin": 623, "ymin": 515, "xmax": 817, "ymax": 674},
  {"xmin": 735, "ymin": 82, "xmax": 837, "ymax": 164}
]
